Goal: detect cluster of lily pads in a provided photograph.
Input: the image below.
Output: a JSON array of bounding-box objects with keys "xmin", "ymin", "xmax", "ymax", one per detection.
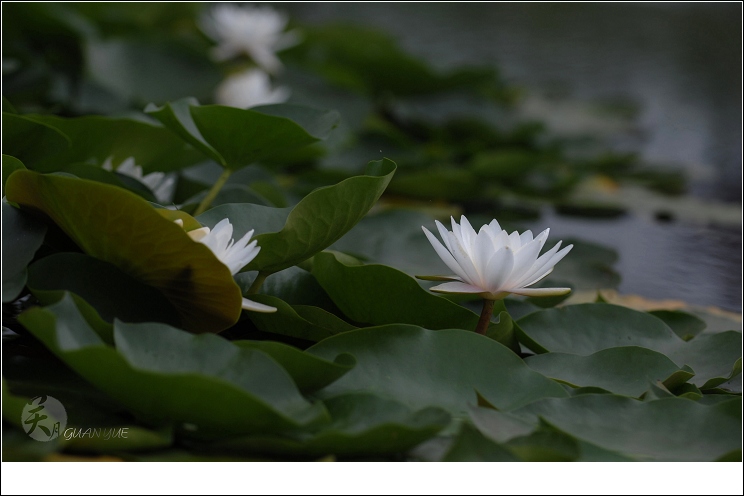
[{"xmin": 2, "ymin": 3, "xmax": 741, "ymax": 462}]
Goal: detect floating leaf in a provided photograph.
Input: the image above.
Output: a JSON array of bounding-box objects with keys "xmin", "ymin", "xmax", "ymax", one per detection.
[
  {"xmin": 2, "ymin": 113, "xmax": 71, "ymax": 167},
  {"xmin": 199, "ymin": 159, "xmax": 396, "ymax": 274},
  {"xmin": 649, "ymin": 310, "xmax": 707, "ymax": 341},
  {"xmin": 6, "ymin": 114, "xmax": 200, "ymax": 173},
  {"xmin": 509, "ymin": 394, "xmax": 742, "ymax": 461},
  {"xmin": 525, "ymin": 347, "xmax": 690, "ymax": 398},
  {"xmin": 27, "ymin": 253, "xmax": 181, "ymax": 327},
  {"xmin": 18, "ymin": 295, "xmax": 328, "ymax": 437},
  {"xmin": 2, "ymin": 154, "xmax": 26, "ymax": 196},
  {"xmin": 441, "ymin": 423, "xmax": 519, "ymax": 462},
  {"xmin": 6, "ymin": 170, "xmax": 242, "ymax": 333},
  {"xmin": 146, "ymin": 99, "xmax": 339, "ymax": 169},
  {"xmin": 517, "ymin": 304, "xmax": 742, "ymax": 389},
  {"xmin": 2, "ymin": 201, "xmax": 47, "ymax": 302},
  {"xmin": 311, "ymin": 251, "xmax": 517, "ymax": 351},
  {"xmin": 233, "ymin": 340, "xmax": 355, "ymax": 394},
  {"xmin": 245, "ymin": 294, "xmax": 356, "ymax": 343},
  {"xmin": 307, "ymin": 325, "xmax": 566, "ymax": 414},
  {"xmin": 204, "ymin": 392, "xmax": 451, "ymax": 458}
]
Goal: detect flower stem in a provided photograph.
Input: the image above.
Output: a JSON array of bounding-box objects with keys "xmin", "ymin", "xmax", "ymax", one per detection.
[
  {"xmin": 475, "ymin": 299, "xmax": 495, "ymax": 335},
  {"xmin": 247, "ymin": 271, "xmax": 269, "ymax": 295},
  {"xmin": 193, "ymin": 168, "xmax": 232, "ymax": 216}
]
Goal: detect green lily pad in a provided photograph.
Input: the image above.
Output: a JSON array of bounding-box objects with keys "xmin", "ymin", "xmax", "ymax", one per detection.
[
  {"xmin": 203, "ymin": 392, "xmax": 451, "ymax": 459},
  {"xmin": 198, "ymin": 159, "xmax": 396, "ymax": 274},
  {"xmin": 27, "ymin": 252, "xmax": 181, "ymax": 328},
  {"xmin": 509, "ymin": 394, "xmax": 742, "ymax": 461},
  {"xmin": 233, "ymin": 340, "xmax": 355, "ymax": 394},
  {"xmin": 525, "ymin": 347, "xmax": 691, "ymax": 398},
  {"xmin": 6, "ymin": 170, "xmax": 242, "ymax": 333},
  {"xmin": 2, "ymin": 201, "xmax": 47, "ymax": 302},
  {"xmin": 441, "ymin": 423, "xmax": 520, "ymax": 462},
  {"xmin": 311, "ymin": 251, "xmax": 517, "ymax": 351},
  {"xmin": 2, "ymin": 113, "xmax": 71, "ymax": 167},
  {"xmin": 517, "ymin": 304, "xmax": 742, "ymax": 389},
  {"xmin": 649, "ymin": 310, "xmax": 707, "ymax": 341},
  {"xmin": 146, "ymin": 99, "xmax": 339, "ymax": 169},
  {"xmin": 18, "ymin": 295, "xmax": 328, "ymax": 437},
  {"xmin": 245, "ymin": 294, "xmax": 356, "ymax": 343},
  {"xmin": 6, "ymin": 113, "xmax": 201, "ymax": 173},
  {"xmin": 307, "ymin": 325, "xmax": 567, "ymax": 415},
  {"xmin": 2, "ymin": 154, "xmax": 26, "ymax": 196}
]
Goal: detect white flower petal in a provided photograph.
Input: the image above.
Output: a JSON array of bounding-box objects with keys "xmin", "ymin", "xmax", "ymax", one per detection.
[
  {"xmin": 435, "ymin": 220, "xmax": 454, "ymax": 253},
  {"xmin": 241, "ymin": 297, "xmax": 277, "ymax": 313},
  {"xmin": 484, "ymin": 246, "xmax": 514, "ymax": 293},
  {"xmin": 446, "ymin": 231, "xmax": 483, "ymax": 287},
  {"xmin": 429, "ymin": 281, "xmax": 486, "ymax": 294},
  {"xmin": 422, "ymin": 227, "xmax": 468, "ymax": 281},
  {"xmin": 506, "ymin": 237, "xmax": 544, "ymax": 287},
  {"xmin": 459, "ymin": 215, "xmax": 478, "ymax": 253}
]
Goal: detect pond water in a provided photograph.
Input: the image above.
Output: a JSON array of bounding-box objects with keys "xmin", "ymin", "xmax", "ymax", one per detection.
[{"xmin": 285, "ymin": 3, "xmax": 742, "ymax": 313}]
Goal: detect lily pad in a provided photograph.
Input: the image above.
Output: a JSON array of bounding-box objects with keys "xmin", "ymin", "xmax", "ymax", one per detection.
[
  {"xmin": 202, "ymin": 392, "xmax": 451, "ymax": 458},
  {"xmin": 18, "ymin": 295, "xmax": 328, "ymax": 437},
  {"xmin": 509, "ymin": 394, "xmax": 742, "ymax": 461},
  {"xmin": 517, "ymin": 304, "xmax": 742, "ymax": 389},
  {"xmin": 2, "ymin": 201, "xmax": 47, "ymax": 302},
  {"xmin": 307, "ymin": 325, "xmax": 567, "ymax": 415},
  {"xmin": 6, "ymin": 113, "xmax": 201, "ymax": 173},
  {"xmin": 233, "ymin": 340, "xmax": 355, "ymax": 394},
  {"xmin": 6, "ymin": 170, "xmax": 242, "ymax": 333},
  {"xmin": 27, "ymin": 252, "xmax": 181, "ymax": 328},
  {"xmin": 2, "ymin": 113, "xmax": 71, "ymax": 167},
  {"xmin": 2, "ymin": 154, "xmax": 26, "ymax": 196},
  {"xmin": 198, "ymin": 159, "xmax": 396, "ymax": 274},
  {"xmin": 525, "ymin": 347, "xmax": 691, "ymax": 398},
  {"xmin": 311, "ymin": 251, "xmax": 516, "ymax": 350},
  {"xmin": 649, "ymin": 310, "xmax": 707, "ymax": 341},
  {"xmin": 245, "ymin": 294, "xmax": 356, "ymax": 343},
  {"xmin": 146, "ymin": 99, "xmax": 339, "ymax": 169}
]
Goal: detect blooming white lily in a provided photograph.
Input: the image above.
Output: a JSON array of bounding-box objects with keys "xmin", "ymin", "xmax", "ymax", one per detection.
[
  {"xmin": 421, "ymin": 216, "xmax": 573, "ymax": 300},
  {"xmin": 216, "ymin": 68, "xmax": 290, "ymax": 109},
  {"xmin": 103, "ymin": 157, "xmax": 175, "ymax": 204},
  {"xmin": 200, "ymin": 4, "xmax": 300, "ymax": 73},
  {"xmin": 177, "ymin": 218, "xmax": 276, "ymax": 313}
]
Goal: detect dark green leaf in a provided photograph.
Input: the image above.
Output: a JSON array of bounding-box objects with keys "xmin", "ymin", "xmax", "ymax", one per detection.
[
  {"xmin": 442, "ymin": 423, "xmax": 519, "ymax": 462},
  {"xmin": 199, "ymin": 159, "xmax": 396, "ymax": 274},
  {"xmin": 525, "ymin": 347, "xmax": 690, "ymax": 398},
  {"xmin": 18, "ymin": 295, "xmax": 328, "ymax": 437},
  {"xmin": 6, "ymin": 171, "xmax": 242, "ymax": 333},
  {"xmin": 245, "ymin": 294, "xmax": 356, "ymax": 343},
  {"xmin": 510, "ymin": 394, "xmax": 742, "ymax": 461},
  {"xmin": 2, "ymin": 154, "xmax": 26, "ymax": 196},
  {"xmin": 146, "ymin": 99, "xmax": 339, "ymax": 169},
  {"xmin": 649, "ymin": 310, "xmax": 707, "ymax": 341},
  {"xmin": 2, "ymin": 201, "xmax": 47, "ymax": 302},
  {"xmin": 27, "ymin": 253, "xmax": 181, "ymax": 328},
  {"xmin": 13, "ymin": 113, "xmax": 201, "ymax": 173},
  {"xmin": 307, "ymin": 325, "xmax": 567, "ymax": 415}
]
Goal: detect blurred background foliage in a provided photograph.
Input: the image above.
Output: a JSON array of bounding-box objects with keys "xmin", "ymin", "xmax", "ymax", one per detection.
[{"xmin": 2, "ymin": 2, "xmax": 741, "ymax": 312}]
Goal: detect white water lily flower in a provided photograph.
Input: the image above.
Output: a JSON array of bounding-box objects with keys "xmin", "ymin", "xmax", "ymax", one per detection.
[
  {"xmin": 177, "ymin": 218, "xmax": 276, "ymax": 313},
  {"xmin": 216, "ymin": 68, "xmax": 290, "ymax": 109},
  {"xmin": 102, "ymin": 157, "xmax": 176, "ymax": 204},
  {"xmin": 421, "ymin": 216, "xmax": 573, "ymax": 300},
  {"xmin": 201, "ymin": 4, "xmax": 300, "ymax": 73}
]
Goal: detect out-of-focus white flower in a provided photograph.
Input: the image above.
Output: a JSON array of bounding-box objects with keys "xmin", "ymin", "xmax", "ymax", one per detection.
[
  {"xmin": 102, "ymin": 157, "xmax": 176, "ymax": 205},
  {"xmin": 216, "ymin": 69, "xmax": 290, "ymax": 109},
  {"xmin": 201, "ymin": 4, "xmax": 300, "ymax": 73},
  {"xmin": 421, "ymin": 216, "xmax": 573, "ymax": 300},
  {"xmin": 176, "ymin": 218, "xmax": 276, "ymax": 313}
]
